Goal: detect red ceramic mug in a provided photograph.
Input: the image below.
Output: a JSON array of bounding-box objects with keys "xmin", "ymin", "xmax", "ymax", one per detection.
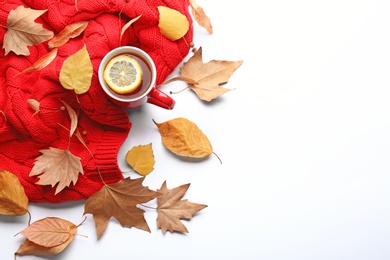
[{"xmin": 98, "ymin": 46, "xmax": 175, "ymax": 109}]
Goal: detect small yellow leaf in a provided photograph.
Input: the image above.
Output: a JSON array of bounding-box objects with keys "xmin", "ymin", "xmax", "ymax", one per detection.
[
  {"xmin": 0, "ymin": 170, "xmax": 28, "ymax": 216},
  {"xmin": 59, "ymin": 44, "xmax": 93, "ymax": 94},
  {"xmin": 158, "ymin": 6, "xmax": 189, "ymax": 41},
  {"xmin": 153, "ymin": 117, "xmax": 213, "ymax": 159},
  {"xmin": 126, "ymin": 143, "xmax": 155, "ymax": 176}
]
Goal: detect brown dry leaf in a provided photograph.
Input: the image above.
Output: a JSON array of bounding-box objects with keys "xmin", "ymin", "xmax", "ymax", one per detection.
[
  {"xmin": 3, "ymin": 6, "xmax": 54, "ymax": 56},
  {"xmin": 29, "ymin": 147, "xmax": 84, "ymax": 195},
  {"xmin": 27, "ymin": 99, "xmax": 40, "ymax": 116},
  {"xmin": 60, "ymin": 100, "xmax": 78, "ymax": 137},
  {"xmin": 158, "ymin": 6, "xmax": 189, "ymax": 41},
  {"xmin": 22, "ymin": 48, "xmax": 58, "ymax": 73},
  {"xmin": 120, "ymin": 15, "xmax": 142, "ymax": 44},
  {"xmin": 84, "ymin": 177, "xmax": 159, "ymax": 240},
  {"xmin": 59, "ymin": 44, "xmax": 93, "ymax": 94},
  {"xmin": 0, "ymin": 170, "xmax": 28, "ymax": 216},
  {"xmin": 157, "ymin": 181, "xmax": 207, "ymax": 233},
  {"xmin": 153, "ymin": 117, "xmax": 213, "ymax": 159},
  {"xmin": 125, "ymin": 143, "xmax": 155, "ymax": 176},
  {"xmin": 15, "ymin": 217, "xmax": 78, "ymax": 257},
  {"xmin": 180, "ymin": 47, "xmax": 243, "ymax": 101},
  {"xmin": 189, "ymin": 0, "xmax": 213, "ymax": 34},
  {"xmin": 48, "ymin": 21, "xmax": 89, "ymax": 48}
]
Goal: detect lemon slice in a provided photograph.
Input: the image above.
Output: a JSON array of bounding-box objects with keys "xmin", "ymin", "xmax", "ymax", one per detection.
[{"xmin": 103, "ymin": 54, "xmax": 143, "ymax": 94}]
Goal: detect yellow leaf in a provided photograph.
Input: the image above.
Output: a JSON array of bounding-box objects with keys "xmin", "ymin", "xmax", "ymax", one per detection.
[
  {"xmin": 153, "ymin": 117, "xmax": 213, "ymax": 159},
  {"xmin": 0, "ymin": 170, "xmax": 28, "ymax": 216},
  {"xmin": 158, "ymin": 6, "xmax": 189, "ymax": 41},
  {"xmin": 59, "ymin": 44, "xmax": 93, "ymax": 94},
  {"xmin": 125, "ymin": 143, "xmax": 155, "ymax": 176}
]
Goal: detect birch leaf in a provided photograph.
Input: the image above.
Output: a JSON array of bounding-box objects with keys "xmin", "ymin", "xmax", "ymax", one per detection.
[
  {"xmin": 153, "ymin": 117, "xmax": 213, "ymax": 159},
  {"xmin": 59, "ymin": 44, "xmax": 93, "ymax": 94},
  {"xmin": 189, "ymin": 0, "xmax": 213, "ymax": 34},
  {"xmin": 22, "ymin": 48, "xmax": 58, "ymax": 73},
  {"xmin": 158, "ymin": 6, "xmax": 189, "ymax": 41},
  {"xmin": 3, "ymin": 6, "xmax": 54, "ymax": 56},
  {"xmin": 48, "ymin": 21, "xmax": 89, "ymax": 48},
  {"xmin": 125, "ymin": 143, "xmax": 155, "ymax": 176},
  {"xmin": 0, "ymin": 170, "xmax": 28, "ymax": 216}
]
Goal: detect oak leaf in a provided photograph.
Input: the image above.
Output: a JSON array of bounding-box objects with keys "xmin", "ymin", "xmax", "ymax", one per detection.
[
  {"xmin": 59, "ymin": 44, "xmax": 93, "ymax": 94},
  {"xmin": 29, "ymin": 147, "xmax": 84, "ymax": 195},
  {"xmin": 22, "ymin": 48, "xmax": 58, "ymax": 73},
  {"xmin": 189, "ymin": 0, "xmax": 213, "ymax": 34},
  {"xmin": 84, "ymin": 177, "xmax": 159, "ymax": 240},
  {"xmin": 125, "ymin": 143, "xmax": 155, "ymax": 176},
  {"xmin": 157, "ymin": 181, "xmax": 207, "ymax": 233},
  {"xmin": 180, "ymin": 47, "xmax": 243, "ymax": 101},
  {"xmin": 2, "ymin": 6, "xmax": 54, "ymax": 56},
  {"xmin": 48, "ymin": 21, "xmax": 89, "ymax": 48},
  {"xmin": 15, "ymin": 217, "xmax": 78, "ymax": 257},
  {"xmin": 158, "ymin": 6, "xmax": 189, "ymax": 41},
  {"xmin": 153, "ymin": 117, "xmax": 213, "ymax": 160},
  {"xmin": 0, "ymin": 170, "xmax": 28, "ymax": 216}
]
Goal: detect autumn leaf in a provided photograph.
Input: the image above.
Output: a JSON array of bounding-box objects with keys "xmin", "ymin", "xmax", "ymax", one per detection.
[
  {"xmin": 126, "ymin": 143, "xmax": 155, "ymax": 176},
  {"xmin": 120, "ymin": 15, "xmax": 141, "ymax": 44},
  {"xmin": 27, "ymin": 99, "xmax": 40, "ymax": 115},
  {"xmin": 60, "ymin": 100, "xmax": 78, "ymax": 137},
  {"xmin": 2, "ymin": 6, "xmax": 54, "ymax": 56},
  {"xmin": 48, "ymin": 21, "xmax": 89, "ymax": 48},
  {"xmin": 59, "ymin": 44, "xmax": 93, "ymax": 94},
  {"xmin": 29, "ymin": 147, "xmax": 84, "ymax": 195},
  {"xmin": 22, "ymin": 48, "xmax": 58, "ymax": 73},
  {"xmin": 158, "ymin": 6, "xmax": 189, "ymax": 41},
  {"xmin": 15, "ymin": 217, "xmax": 78, "ymax": 257},
  {"xmin": 157, "ymin": 181, "xmax": 207, "ymax": 233},
  {"xmin": 180, "ymin": 47, "xmax": 243, "ymax": 101},
  {"xmin": 153, "ymin": 117, "xmax": 214, "ymax": 160},
  {"xmin": 84, "ymin": 177, "xmax": 159, "ymax": 240},
  {"xmin": 189, "ymin": 0, "xmax": 213, "ymax": 34},
  {"xmin": 0, "ymin": 170, "xmax": 28, "ymax": 216}
]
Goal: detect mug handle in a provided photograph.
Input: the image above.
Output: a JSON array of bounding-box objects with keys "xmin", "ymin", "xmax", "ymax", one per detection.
[{"xmin": 147, "ymin": 88, "xmax": 175, "ymax": 110}]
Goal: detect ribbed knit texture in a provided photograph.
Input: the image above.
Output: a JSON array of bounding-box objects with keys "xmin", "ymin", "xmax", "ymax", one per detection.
[{"xmin": 0, "ymin": 0, "xmax": 193, "ymax": 203}]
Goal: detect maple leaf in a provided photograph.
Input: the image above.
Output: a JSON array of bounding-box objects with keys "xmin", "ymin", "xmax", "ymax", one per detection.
[
  {"xmin": 125, "ymin": 143, "xmax": 155, "ymax": 176},
  {"xmin": 0, "ymin": 170, "xmax": 28, "ymax": 216},
  {"xmin": 2, "ymin": 6, "xmax": 54, "ymax": 56},
  {"xmin": 180, "ymin": 47, "xmax": 243, "ymax": 101},
  {"xmin": 84, "ymin": 177, "xmax": 159, "ymax": 240},
  {"xmin": 15, "ymin": 217, "xmax": 79, "ymax": 257},
  {"xmin": 29, "ymin": 147, "xmax": 84, "ymax": 195},
  {"xmin": 48, "ymin": 21, "xmax": 89, "ymax": 48},
  {"xmin": 157, "ymin": 181, "xmax": 207, "ymax": 233}
]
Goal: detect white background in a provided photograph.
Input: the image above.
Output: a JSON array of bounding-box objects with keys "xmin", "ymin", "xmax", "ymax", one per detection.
[{"xmin": 2, "ymin": 0, "xmax": 390, "ymax": 259}]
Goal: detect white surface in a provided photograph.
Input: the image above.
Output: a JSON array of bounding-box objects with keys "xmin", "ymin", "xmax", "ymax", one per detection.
[{"xmin": 2, "ymin": 0, "xmax": 390, "ymax": 259}]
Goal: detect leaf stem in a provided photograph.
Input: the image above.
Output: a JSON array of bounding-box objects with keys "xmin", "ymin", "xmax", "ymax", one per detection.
[
  {"xmin": 170, "ymin": 86, "xmax": 189, "ymax": 95},
  {"xmin": 213, "ymin": 152, "xmax": 223, "ymax": 164},
  {"xmin": 139, "ymin": 203, "xmax": 157, "ymax": 210}
]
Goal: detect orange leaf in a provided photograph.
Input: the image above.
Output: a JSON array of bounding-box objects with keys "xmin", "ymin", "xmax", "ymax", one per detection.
[
  {"xmin": 189, "ymin": 0, "xmax": 213, "ymax": 34},
  {"xmin": 22, "ymin": 48, "xmax": 58, "ymax": 73},
  {"xmin": 180, "ymin": 47, "xmax": 243, "ymax": 101},
  {"xmin": 0, "ymin": 170, "xmax": 28, "ymax": 216},
  {"xmin": 125, "ymin": 143, "xmax": 155, "ymax": 176},
  {"xmin": 29, "ymin": 147, "xmax": 84, "ymax": 195},
  {"xmin": 48, "ymin": 21, "xmax": 89, "ymax": 48},
  {"xmin": 84, "ymin": 177, "xmax": 159, "ymax": 240},
  {"xmin": 157, "ymin": 181, "xmax": 207, "ymax": 233},
  {"xmin": 3, "ymin": 6, "xmax": 54, "ymax": 56}
]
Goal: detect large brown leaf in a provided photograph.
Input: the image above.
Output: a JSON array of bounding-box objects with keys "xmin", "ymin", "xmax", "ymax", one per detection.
[
  {"xmin": 157, "ymin": 181, "xmax": 207, "ymax": 233},
  {"xmin": 0, "ymin": 170, "xmax": 28, "ymax": 215},
  {"xmin": 84, "ymin": 177, "xmax": 159, "ymax": 240},
  {"xmin": 3, "ymin": 6, "xmax": 54, "ymax": 56},
  {"xmin": 180, "ymin": 47, "xmax": 243, "ymax": 101}
]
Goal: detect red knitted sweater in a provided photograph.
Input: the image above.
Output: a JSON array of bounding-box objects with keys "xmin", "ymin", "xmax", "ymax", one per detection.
[{"xmin": 0, "ymin": 0, "xmax": 193, "ymax": 203}]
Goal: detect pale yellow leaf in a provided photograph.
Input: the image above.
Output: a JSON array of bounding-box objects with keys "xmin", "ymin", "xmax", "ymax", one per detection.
[
  {"xmin": 0, "ymin": 170, "xmax": 28, "ymax": 216},
  {"xmin": 158, "ymin": 6, "xmax": 189, "ymax": 41},
  {"xmin": 125, "ymin": 143, "xmax": 155, "ymax": 176},
  {"xmin": 59, "ymin": 44, "xmax": 93, "ymax": 94}
]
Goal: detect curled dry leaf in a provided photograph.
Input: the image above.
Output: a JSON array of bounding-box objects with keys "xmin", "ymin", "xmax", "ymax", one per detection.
[
  {"xmin": 0, "ymin": 170, "xmax": 28, "ymax": 216},
  {"xmin": 120, "ymin": 15, "xmax": 142, "ymax": 44},
  {"xmin": 125, "ymin": 143, "xmax": 155, "ymax": 176},
  {"xmin": 60, "ymin": 100, "xmax": 78, "ymax": 137},
  {"xmin": 153, "ymin": 117, "xmax": 213, "ymax": 160},
  {"xmin": 48, "ymin": 21, "xmax": 89, "ymax": 48},
  {"xmin": 158, "ymin": 6, "xmax": 189, "ymax": 41},
  {"xmin": 15, "ymin": 217, "xmax": 78, "ymax": 257},
  {"xmin": 29, "ymin": 147, "xmax": 84, "ymax": 195},
  {"xmin": 3, "ymin": 6, "xmax": 54, "ymax": 56},
  {"xmin": 157, "ymin": 181, "xmax": 207, "ymax": 233},
  {"xmin": 59, "ymin": 44, "xmax": 93, "ymax": 94},
  {"xmin": 189, "ymin": 0, "xmax": 213, "ymax": 34},
  {"xmin": 27, "ymin": 99, "xmax": 40, "ymax": 116},
  {"xmin": 22, "ymin": 48, "xmax": 58, "ymax": 73}
]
